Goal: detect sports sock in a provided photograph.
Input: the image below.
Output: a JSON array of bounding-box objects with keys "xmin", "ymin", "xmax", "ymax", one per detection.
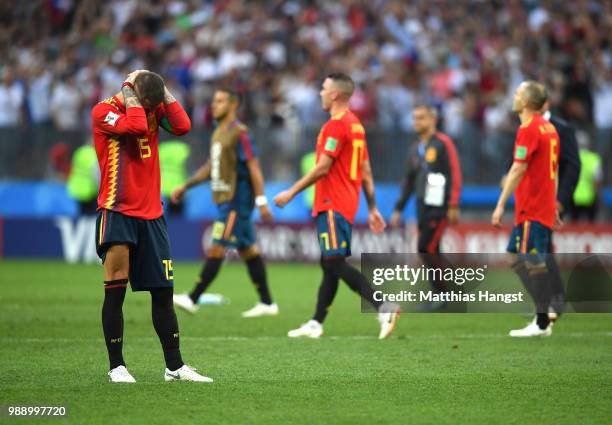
[
  {"xmin": 530, "ymin": 269, "xmax": 553, "ymax": 329},
  {"xmin": 322, "ymin": 258, "xmax": 382, "ymax": 310},
  {"xmin": 151, "ymin": 287, "xmax": 184, "ymax": 371},
  {"xmin": 189, "ymin": 257, "xmax": 223, "ymax": 304},
  {"xmin": 535, "ymin": 312, "xmax": 550, "ymax": 329},
  {"xmin": 102, "ymin": 279, "xmax": 128, "ymax": 370},
  {"xmin": 511, "ymin": 261, "xmax": 537, "ymax": 300},
  {"xmin": 546, "ymin": 255, "xmax": 565, "ymax": 315},
  {"xmin": 512, "ymin": 260, "xmax": 552, "ymax": 329},
  {"xmin": 313, "ymin": 258, "xmax": 340, "ymax": 323},
  {"xmin": 245, "ymin": 254, "xmax": 273, "ymax": 305}
]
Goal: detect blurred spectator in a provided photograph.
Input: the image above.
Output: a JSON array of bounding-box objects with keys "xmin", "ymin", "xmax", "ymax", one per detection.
[
  {"xmin": 67, "ymin": 140, "xmax": 99, "ymax": 215},
  {"xmin": 284, "ymin": 67, "xmax": 323, "ymax": 127},
  {"xmin": 349, "ymin": 82, "xmax": 377, "ymax": 124},
  {"xmin": 482, "ymin": 87, "xmax": 515, "ymax": 180},
  {"xmin": 570, "ymin": 131, "xmax": 603, "ymax": 222},
  {"xmin": 593, "ymin": 66, "xmax": 612, "ymax": 162},
  {"xmin": 376, "ymin": 70, "xmax": 415, "ymax": 132},
  {"xmin": 300, "ymin": 151, "xmax": 316, "ymax": 209},
  {"xmin": 0, "ymin": 68, "xmax": 24, "ymax": 128},
  {"xmin": 0, "ymin": 0, "xmax": 608, "ymax": 184},
  {"xmin": 159, "ymin": 139, "xmax": 191, "ymax": 216},
  {"xmin": 27, "ymin": 66, "xmax": 52, "ymax": 126},
  {"xmin": 50, "ymin": 74, "xmax": 83, "ymax": 131},
  {"xmin": 48, "ymin": 143, "xmax": 72, "ymax": 181},
  {"xmin": 0, "ymin": 68, "xmax": 24, "ymax": 177}
]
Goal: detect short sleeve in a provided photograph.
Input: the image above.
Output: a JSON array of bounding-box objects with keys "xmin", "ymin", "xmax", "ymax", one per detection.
[
  {"xmin": 321, "ymin": 120, "xmax": 347, "ymax": 158},
  {"xmin": 238, "ymin": 130, "xmax": 257, "ymax": 161},
  {"xmin": 513, "ymin": 124, "xmax": 539, "ymax": 163}
]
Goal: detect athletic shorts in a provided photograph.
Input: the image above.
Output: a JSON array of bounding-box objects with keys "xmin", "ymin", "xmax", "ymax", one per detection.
[
  {"xmin": 315, "ymin": 210, "xmax": 352, "ymax": 258},
  {"xmin": 95, "ymin": 209, "xmax": 173, "ymax": 291},
  {"xmin": 506, "ymin": 219, "xmax": 552, "ymax": 262},
  {"xmin": 211, "ymin": 202, "xmax": 256, "ymax": 248}
]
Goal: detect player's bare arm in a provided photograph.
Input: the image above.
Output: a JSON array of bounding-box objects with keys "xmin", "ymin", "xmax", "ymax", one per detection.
[
  {"xmin": 171, "ymin": 161, "xmax": 211, "ymax": 204},
  {"xmin": 122, "ymin": 85, "xmax": 141, "ymax": 109},
  {"xmin": 390, "ymin": 211, "xmax": 402, "ymax": 228},
  {"xmin": 92, "ymin": 70, "xmax": 151, "ymax": 137},
  {"xmin": 274, "ymin": 154, "xmax": 334, "ymax": 208},
  {"xmin": 361, "ymin": 158, "xmax": 386, "ymax": 234},
  {"xmin": 492, "ymin": 161, "xmax": 528, "ymax": 226},
  {"xmin": 246, "ymin": 158, "xmax": 273, "ymax": 222},
  {"xmin": 447, "ymin": 206, "xmax": 460, "ymax": 225}
]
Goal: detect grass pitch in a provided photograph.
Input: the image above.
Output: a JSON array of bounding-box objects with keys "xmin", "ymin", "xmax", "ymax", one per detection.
[{"xmin": 1, "ymin": 260, "xmax": 611, "ymax": 425}]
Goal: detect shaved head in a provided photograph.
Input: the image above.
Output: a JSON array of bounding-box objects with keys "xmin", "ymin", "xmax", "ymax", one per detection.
[
  {"xmin": 326, "ymin": 73, "xmax": 354, "ymax": 99},
  {"xmin": 319, "ymin": 73, "xmax": 355, "ymax": 111}
]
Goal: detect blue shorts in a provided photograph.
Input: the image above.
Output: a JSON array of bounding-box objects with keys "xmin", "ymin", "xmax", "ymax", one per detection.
[
  {"xmin": 506, "ymin": 220, "xmax": 552, "ymax": 262},
  {"xmin": 95, "ymin": 209, "xmax": 173, "ymax": 291},
  {"xmin": 211, "ymin": 202, "xmax": 255, "ymax": 248},
  {"xmin": 315, "ymin": 210, "xmax": 352, "ymax": 258}
]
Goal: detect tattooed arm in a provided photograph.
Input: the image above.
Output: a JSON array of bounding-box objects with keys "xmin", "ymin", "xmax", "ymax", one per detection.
[
  {"xmin": 122, "ymin": 70, "xmax": 145, "ymax": 108},
  {"xmin": 160, "ymin": 85, "xmax": 191, "ymax": 135},
  {"xmin": 91, "ymin": 70, "xmax": 148, "ymax": 136},
  {"xmin": 122, "ymin": 85, "xmax": 142, "ymax": 109},
  {"xmin": 163, "ymin": 86, "xmax": 177, "ymax": 105}
]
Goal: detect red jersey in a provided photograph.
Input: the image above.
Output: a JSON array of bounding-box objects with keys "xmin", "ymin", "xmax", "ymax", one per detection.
[
  {"xmin": 512, "ymin": 113, "xmax": 559, "ymax": 229},
  {"xmin": 92, "ymin": 96, "xmax": 191, "ymax": 219},
  {"xmin": 313, "ymin": 110, "xmax": 368, "ymax": 224}
]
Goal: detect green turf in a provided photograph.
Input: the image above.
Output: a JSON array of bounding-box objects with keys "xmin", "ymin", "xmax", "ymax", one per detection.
[{"xmin": 0, "ymin": 260, "xmax": 611, "ymax": 425}]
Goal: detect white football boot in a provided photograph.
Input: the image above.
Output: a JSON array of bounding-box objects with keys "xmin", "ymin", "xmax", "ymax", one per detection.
[
  {"xmin": 287, "ymin": 320, "xmax": 323, "ymax": 338},
  {"xmin": 108, "ymin": 365, "xmax": 136, "ymax": 383},
  {"xmin": 509, "ymin": 318, "xmax": 552, "ymax": 337},
  {"xmin": 377, "ymin": 302, "xmax": 401, "ymax": 340},
  {"xmin": 173, "ymin": 293, "xmax": 199, "ymax": 314},
  {"xmin": 241, "ymin": 302, "xmax": 279, "ymax": 318},
  {"xmin": 164, "ymin": 365, "xmax": 213, "ymax": 383}
]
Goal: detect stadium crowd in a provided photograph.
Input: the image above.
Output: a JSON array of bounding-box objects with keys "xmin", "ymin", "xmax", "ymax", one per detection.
[{"xmin": 0, "ymin": 0, "xmax": 610, "ymax": 182}]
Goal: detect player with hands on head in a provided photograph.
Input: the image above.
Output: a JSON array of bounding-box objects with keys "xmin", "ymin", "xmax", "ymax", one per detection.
[{"xmin": 92, "ymin": 69, "xmax": 212, "ymax": 383}]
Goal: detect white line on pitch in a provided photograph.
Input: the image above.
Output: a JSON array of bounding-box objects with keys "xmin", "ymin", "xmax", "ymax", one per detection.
[{"xmin": 2, "ymin": 332, "xmax": 612, "ymax": 343}]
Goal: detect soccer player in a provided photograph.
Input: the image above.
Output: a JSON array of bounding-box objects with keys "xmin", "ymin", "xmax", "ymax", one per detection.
[
  {"xmin": 492, "ymin": 81, "xmax": 560, "ymax": 337},
  {"xmin": 93, "ymin": 70, "xmax": 212, "ymax": 382},
  {"xmin": 274, "ymin": 73, "xmax": 399, "ymax": 339},
  {"xmin": 171, "ymin": 88, "xmax": 277, "ymax": 318},
  {"xmin": 501, "ymin": 102, "xmax": 580, "ymax": 320}
]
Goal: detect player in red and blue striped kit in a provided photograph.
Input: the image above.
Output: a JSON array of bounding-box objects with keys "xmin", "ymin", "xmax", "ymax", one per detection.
[
  {"xmin": 274, "ymin": 73, "xmax": 399, "ymax": 339},
  {"xmin": 92, "ymin": 70, "xmax": 212, "ymax": 383},
  {"xmin": 492, "ymin": 81, "xmax": 560, "ymax": 337}
]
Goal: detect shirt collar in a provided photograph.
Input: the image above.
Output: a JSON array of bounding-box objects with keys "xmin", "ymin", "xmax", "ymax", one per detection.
[{"xmin": 543, "ymin": 110, "xmax": 551, "ymax": 120}]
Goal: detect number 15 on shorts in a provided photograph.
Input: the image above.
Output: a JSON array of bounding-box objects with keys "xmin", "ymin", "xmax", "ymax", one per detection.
[{"xmin": 162, "ymin": 259, "xmax": 174, "ymax": 281}]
